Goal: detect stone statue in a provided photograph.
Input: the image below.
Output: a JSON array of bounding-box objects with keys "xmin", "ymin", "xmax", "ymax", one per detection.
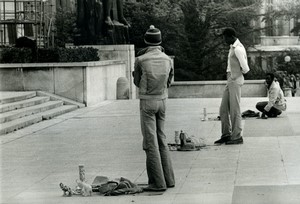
[
  {"xmin": 103, "ymin": 0, "xmax": 130, "ymax": 27},
  {"xmin": 102, "ymin": 0, "xmax": 130, "ymax": 44},
  {"xmin": 74, "ymin": 0, "xmax": 129, "ymax": 45},
  {"xmin": 75, "ymin": 0, "xmax": 104, "ymax": 45}
]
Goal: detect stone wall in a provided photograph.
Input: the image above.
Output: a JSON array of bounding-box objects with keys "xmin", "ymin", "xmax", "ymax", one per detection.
[
  {"xmin": 0, "ymin": 60, "xmax": 127, "ymax": 106},
  {"xmin": 77, "ymin": 44, "xmax": 136, "ymax": 99},
  {"xmin": 260, "ymin": 36, "xmax": 299, "ymax": 46},
  {"xmin": 168, "ymin": 80, "xmax": 267, "ymax": 98}
]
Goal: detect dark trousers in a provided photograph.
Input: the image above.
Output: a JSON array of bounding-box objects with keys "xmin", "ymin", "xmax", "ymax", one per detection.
[{"xmin": 256, "ymin": 101, "xmax": 282, "ymax": 117}]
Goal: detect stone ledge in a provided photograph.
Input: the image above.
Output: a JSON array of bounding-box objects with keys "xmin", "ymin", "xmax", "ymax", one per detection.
[
  {"xmin": 172, "ymin": 80, "xmax": 265, "ymax": 86},
  {"xmin": 0, "ymin": 60, "xmax": 125, "ymax": 69},
  {"xmin": 169, "ymin": 80, "xmax": 267, "ymax": 98},
  {"xmin": 78, "ymin": 44, "xmax": 135, "ymax": 51}
]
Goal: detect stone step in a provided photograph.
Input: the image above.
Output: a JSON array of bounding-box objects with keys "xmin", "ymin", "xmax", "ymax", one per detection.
[
  {"xmin": 0, "ymin": 114, "xmax": 43, "ymax": 135},
  {"xmin": 0, "ymin": 91, "xmax": 36, "ymax": 104},
  {"xmin": 0, "ymin": 101, "xmax": 63, "ymax": 124},
  {"xmin": 0, "ymin": 96, "xmax": 50, "ymax": 113},
  {"xmin": 0, "ymin": 105, "xmax": 78, "ymax": 135},
  {"xmin": 37, "ymin": 91, "xmax": 85, "ymax": 108},
  {"xmin": 40, "ymin": 105, "xmax": 78, "ymax": 120}
]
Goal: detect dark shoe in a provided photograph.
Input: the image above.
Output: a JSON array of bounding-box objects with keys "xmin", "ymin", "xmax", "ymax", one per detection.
[
  {"xmin": 214, "ymin": 136, "xmax": 230, "ymax": 145},
  {"xmin": 167, "ymin": 184, "xmax": 175, "ymax": 188},
  {"xmin": 225, "ymin": 137, "xmax": 243, "ymax": 145},
  {"xmin": 142, "ymin": 186, "xmax": 166, "ymax": 192}
]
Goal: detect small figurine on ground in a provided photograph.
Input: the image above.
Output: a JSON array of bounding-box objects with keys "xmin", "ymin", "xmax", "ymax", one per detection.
[{"xmin": 59, "ymin": 183, "xmax": 73, "ymax": 196}]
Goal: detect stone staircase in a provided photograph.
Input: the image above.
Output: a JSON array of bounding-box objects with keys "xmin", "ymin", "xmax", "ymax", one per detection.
[{"xmin": 0, "ymin": 91, "xmax": 83, "ymax": 135}]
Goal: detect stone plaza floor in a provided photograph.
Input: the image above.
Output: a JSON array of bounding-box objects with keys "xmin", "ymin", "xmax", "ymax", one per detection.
[{"xmin": 1, "ymin": 96, "xmax": 300, "ymax": 204}]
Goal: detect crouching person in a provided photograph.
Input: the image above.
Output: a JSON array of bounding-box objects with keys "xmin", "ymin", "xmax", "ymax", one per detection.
[{"xmin": 256, "ymin": 73, "xmax": 287, "ymax": 119}]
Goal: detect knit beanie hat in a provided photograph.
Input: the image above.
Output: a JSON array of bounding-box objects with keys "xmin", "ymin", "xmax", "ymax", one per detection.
[{"xmin": 144, "ymin": 25, "xmax": 162, "ymax": 46}]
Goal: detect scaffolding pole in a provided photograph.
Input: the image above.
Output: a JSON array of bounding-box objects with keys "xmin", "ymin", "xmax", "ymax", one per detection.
[{"xmin": 0, "ymin": 0, "xmax": 53, "ymax": 47}]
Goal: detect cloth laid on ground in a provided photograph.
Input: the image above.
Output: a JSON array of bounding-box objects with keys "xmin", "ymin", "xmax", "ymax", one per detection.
[
  {"xmin": 168, "ymin": 136, "xmax": 206, "ymax": 151},
  {"xmin": 91, "ymin": 176, "xmax": 109, "ymax": 191},
  {"xmin": 59, "ymin": 176, "xmax": 142, "ymax": 197},
  {"xmin": 92, "ymin": 176, "xmax": 143, "ymax": 196},
  {"xmin": 177, "ymin": 143, "xmax": 201, "ymax": 151},
  {"xmin": 242, "ymin": 110, "xmax": 260, "ymax": 118}
]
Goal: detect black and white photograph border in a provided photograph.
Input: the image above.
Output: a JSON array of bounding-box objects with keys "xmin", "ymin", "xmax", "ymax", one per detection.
[{"xmin": 1, "ymin": 0, "xmax": 300, "ymax": 204}]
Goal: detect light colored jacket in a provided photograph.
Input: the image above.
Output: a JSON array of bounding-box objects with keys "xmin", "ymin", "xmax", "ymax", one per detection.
[
  {"xmin": 265, "ymin": 81, "xmax": 287, "ymax": 112},
  {"xmin": 227, "ymin": 39, "xmax": 250, "ymax": 85},
  {"xmin": 133, "ymin": 46, "xmax": 173, "ymax": 100}
]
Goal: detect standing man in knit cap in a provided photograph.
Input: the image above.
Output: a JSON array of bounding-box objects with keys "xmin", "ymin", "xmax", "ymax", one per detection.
[
  {"xmin": 133, "ymin": 25, "xmax": 175, "ymax": 191},
  {"xmin": 214, "ymin": 27, "xmax": 250, "ymax": 145}
]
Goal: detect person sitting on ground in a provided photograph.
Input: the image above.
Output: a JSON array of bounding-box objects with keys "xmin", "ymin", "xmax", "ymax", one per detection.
[{"xmin": 256, "ymin": 73, "xmax": 287, "ymax": 119}]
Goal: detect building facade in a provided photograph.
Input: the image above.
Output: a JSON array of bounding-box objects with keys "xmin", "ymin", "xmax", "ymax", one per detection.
[
  {"xmin": 248, "ymin": 0, "xmax": 300, "ymax": 72},
  {"xmin": 0, "ymin": 0, "xmax": 75, "ymax": 47}
]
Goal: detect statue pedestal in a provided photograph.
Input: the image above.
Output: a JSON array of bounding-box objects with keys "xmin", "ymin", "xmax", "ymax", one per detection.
[
  {"xmin": 283, "ymin": 88, "xmax": 292, "ymax": 97},
  {"xmin": 78, "ymin": 44, "xmax": 136, "ymax": 99}
]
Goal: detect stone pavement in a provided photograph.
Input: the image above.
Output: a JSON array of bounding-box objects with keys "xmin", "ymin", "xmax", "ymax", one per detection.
[{"xmin": 1, "ymin": 97, "xmax": 300, "ymax": 204}]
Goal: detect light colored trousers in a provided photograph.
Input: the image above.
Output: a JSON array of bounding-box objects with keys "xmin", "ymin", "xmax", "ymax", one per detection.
[
  {"xmin": 219, "ymin": 81, "xmax": 243, "ymax": 140},
  {"xmin": 140, "ymin": 99, "xmax": 175, "ymax": 188}
]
